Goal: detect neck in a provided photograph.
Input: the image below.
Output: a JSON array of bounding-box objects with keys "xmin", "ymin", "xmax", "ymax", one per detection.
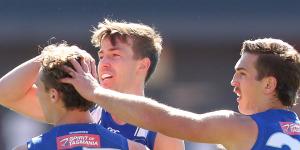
[
  {"xmin": 252, "ymin": 97, "xmax": 288, "ymax": 114},
  {"xmin": 120, "ymin": 83, "xmax": 145, "ymax": 96},
  {"xmin": 55, "ymin": 110, "xmax": 93, "ymax": 126}
]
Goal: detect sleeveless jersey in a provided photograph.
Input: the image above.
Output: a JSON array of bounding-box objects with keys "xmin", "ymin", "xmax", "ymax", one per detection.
[
  {"xmin": 27, "ymin": 123, "xmax": 129, "ymax": 150},
  {"xmin": 250, "ymin": 109, "xmax": 300, "ymax": 150},
  {"xmin": 92, "ymin": 107, "xmax": 157, "ymax": 150}
]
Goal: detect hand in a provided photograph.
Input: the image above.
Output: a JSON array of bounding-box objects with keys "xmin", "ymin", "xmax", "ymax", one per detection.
[
  {"xmin": 60, "ymin": 58, "xmax": 101, "ymax": 102},
  {"xmin": 73, "ymin": 47, "xmax": 98, "ymax": 80}
]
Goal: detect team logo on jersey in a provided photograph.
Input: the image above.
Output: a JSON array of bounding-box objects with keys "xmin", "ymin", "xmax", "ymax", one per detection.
[
  {"xmin": 280, "ymin": 122, "xmax": 300, "ymax": 135},
  {"xmin": 107, "ymin": 127, "xmax": 120, "ymax": 134},
  {"xmin": 56, "ymin": 134, "xmax": 100, "ymax": 149}
]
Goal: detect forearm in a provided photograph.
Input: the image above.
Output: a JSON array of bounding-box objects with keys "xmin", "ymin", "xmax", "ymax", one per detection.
[
  {"xmin": 92, "ymin": 87, "xmax": 200, "ymax": 140},
  {"xmin": 95, "ymin": 91, "xmax": 246, "ymax": 146},
  {"xmin": 0, "ymin": 56, "xmax": 41, "ymax": 103}
]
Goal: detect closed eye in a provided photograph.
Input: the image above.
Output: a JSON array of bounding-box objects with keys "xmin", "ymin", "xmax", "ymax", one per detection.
[
  {"xmin": 239, "ymin": 72, "xmax": 246, "ymax": 75},
  {"xmin": 235, "ymin": 67, "xmax": 247, "ymax": 76},
  {"xmin": 112, "ymin": 53, "xmax": 121, "ymax": 57}
]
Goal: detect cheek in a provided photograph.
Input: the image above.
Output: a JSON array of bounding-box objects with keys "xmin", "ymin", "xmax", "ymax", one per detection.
[{"xmin": 121, "ymin": 66, "xmax": 136, "ymax": 78}]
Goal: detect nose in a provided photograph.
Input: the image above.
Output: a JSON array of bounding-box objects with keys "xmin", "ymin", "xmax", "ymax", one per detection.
[
  {"xmin": 98, "ymin": 57, "xmax": 112, "ymax": 77},
  {"xmin": 99, "ymin": 56, "xmax": 111, "ymax": 68},
  {"xmin": 231, "ymin": 73, "xmax": 240, "ymax": 87}
]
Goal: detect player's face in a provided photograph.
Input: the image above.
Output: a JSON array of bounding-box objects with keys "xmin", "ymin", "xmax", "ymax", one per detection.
[
  {"xmin": 97, "ymin": 37, "xmax": 142, "ymax": 92},
  {"xmin": 231, "ymin": 53, "xmax": 265, "ymax": 115}
]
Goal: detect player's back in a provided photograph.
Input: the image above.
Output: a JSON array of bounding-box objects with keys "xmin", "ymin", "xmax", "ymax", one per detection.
[
  {"xmin": 250, "ymin": 109, "xmax": 300, "ymax": 150},
  {"xmin": 27, "ymin": 123, "xmax": 129, "ymax": 150}
]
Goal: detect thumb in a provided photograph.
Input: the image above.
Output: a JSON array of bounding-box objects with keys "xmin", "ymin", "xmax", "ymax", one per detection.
[{"xmin": 60, "ymin": 78, "xmax": 73, "ymax": 84}]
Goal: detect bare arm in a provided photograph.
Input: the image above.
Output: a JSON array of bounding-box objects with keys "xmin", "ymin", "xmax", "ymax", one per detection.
[
  {"xmin": 0, "ymin": 48, "xmax": 97, "ymax": 122},
  {"xmin": 0, "ymin": 56, "xmax": 45, "ymax": 121},
  {"xmin": 128, "ymin": 139, "xmax": 150, "ymax": 150},
  {"xmin": 91, "ymin": 91, "xmax": 256, "ymax": 149},
  {"xmin": 61, "ymin": 59, "xmax": 258, "ymax": 149},
  {"xmin": 154, "ymin": 133, "xmax": 185, "ymax": 150}
]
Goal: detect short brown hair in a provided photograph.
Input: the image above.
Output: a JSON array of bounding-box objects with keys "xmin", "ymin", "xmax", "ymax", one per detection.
[
  {"xmin": 91, "ymin": 19, "xmax": 162, "ymax": 82},
  {"xmin": 241, "ymin": 38, "xmax": 300, "ymax": 107},
  {"xmin": 40, "ymin": 43, "xmax": 95, "ymax": 111}
]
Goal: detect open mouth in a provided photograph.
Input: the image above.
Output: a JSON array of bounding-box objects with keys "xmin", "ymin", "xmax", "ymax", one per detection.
[
  {"xmin": 234, "ymin": 87, "xmax": 241, "ymax": 101},
  {"xmin": 101, "ymin": 73, "xmax": 113, "ymax": 81}
]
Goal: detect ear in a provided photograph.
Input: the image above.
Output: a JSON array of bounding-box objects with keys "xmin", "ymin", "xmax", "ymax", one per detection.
[
  {"xmin": 137, "ymin": 57, "xmax": 151, "ymax": 72},
  {"xmin": 48, "ymin": 88, "xmax": 60, "ymax": 103},
  {"xmin": 263, "ymin": 76, "xmax": 277, "ymax": 94}
]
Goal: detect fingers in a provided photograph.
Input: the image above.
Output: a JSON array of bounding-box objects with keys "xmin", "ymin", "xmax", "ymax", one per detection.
[
  {"xmin": 60, "ymin": 65, "xmax": 75, "ymax": 83},
  {"xmin": 65, "ymin": 54, "xmax": 97, "ymax": 80},
  {"xmin": 81, "ymin": 56, "xmax": 98, "ymax": 79},
  {"xmin": 70, "ymin": 59, "xmax": 84, "ymax": 73},
  {"xmin": 78, "ymin": 52, "xmax": 97, "ymax": 75},
  {"xmin": 80, "ymin": 58, "xmax": 90, "ymax": 73},
  {"xmin": 62, "ymin": 66, "xmax": 76, "ymax": 77},
  {"xmin": 60, "ymin": 77, "xmax": 73, "ymax": 84},
  {"xmin": 90, "ymin": 59, "xmax": 98, "ymax": 79}
]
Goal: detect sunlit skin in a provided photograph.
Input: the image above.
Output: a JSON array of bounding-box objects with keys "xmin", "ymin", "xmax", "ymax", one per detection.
[
  {"xmin": 231, "ymin": 53, "xmax": 285, "ymax": 115},
  {"xmin": 35, "ymin": 71, "xmax": 93, "ymax": 125},
  {"xmin": 58, "ymin": 39, "xmax": 299, "ymax": 150},
  {"xmin": 35, "ymin": 73, "xmax": 55, "ymax": 123},
  {"xmin": 97, "ymin": 37, "xmax": 146, "ymax": 95},
  {"xmin": 95, "ymin": 37, "xmax": 185, "ymax": 150}
]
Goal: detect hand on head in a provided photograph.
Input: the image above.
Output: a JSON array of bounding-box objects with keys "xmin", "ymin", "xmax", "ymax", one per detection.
[{"xmin": 60, "ymin": 58, "xmax": 101, "ymax": 102}]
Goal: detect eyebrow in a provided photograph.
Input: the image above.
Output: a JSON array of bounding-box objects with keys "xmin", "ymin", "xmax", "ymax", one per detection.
[
  {"xmin": 235, "ymin": 67, "xmax": 247, "ymax": 72},
  {"xmin": 98, "ymin": 48, "xmax": 120, "ymax": 53}
]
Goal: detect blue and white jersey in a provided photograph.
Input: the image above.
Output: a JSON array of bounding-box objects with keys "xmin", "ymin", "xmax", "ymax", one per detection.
[
  {"xmin": 91, "ymin": 107, "xmax": 157, "ymax": 150},
  {"xmin": 27, "ymin": 123, "xmax": 129, "ymax": 150},
  {"xmin": 250, "ymin": 109, "xmax": 300, "ymax": 150}
]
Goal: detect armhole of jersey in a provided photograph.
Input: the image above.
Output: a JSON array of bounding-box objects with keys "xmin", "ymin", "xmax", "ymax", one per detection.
[
  {"xmin": 27, "ymin": 139, "xmax": 36, "ymax": 150},
  {"xmin": 250, "ymin": 115, "xmax": 265, "ymax": 150},
  {"xmin": 27, "ymin": 141, "xmax": 32, "ymax": 150},
  {"xmin": 146, "ymin": 131, "xmax": 157, "ymax": 150},
  {"xmin": 91, "ymin": 106, "xmax": 103, "ymax": 124}
]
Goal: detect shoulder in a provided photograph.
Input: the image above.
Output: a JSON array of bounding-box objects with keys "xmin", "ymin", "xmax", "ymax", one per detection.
[
  {"xmin": 26, "ymin": 131, "xmax": 55, "ymax": 149},
  {"xmin": 25, "ymin": 134, "xmax": 44, "ymax": 150},
  {"xmin": 194, "ymin": 110, "xmax": 258, "ymax": 149},
  {"xmin": 225, "ymin": 111, "xmax": 258, "ymax": 149},
  {"xmin": 128, "ymin": 139, "xmax": 150, "ymax": 150},
  {"xmin": 195, "ymin": 110, "xmax": 254, "ymax": 127}
]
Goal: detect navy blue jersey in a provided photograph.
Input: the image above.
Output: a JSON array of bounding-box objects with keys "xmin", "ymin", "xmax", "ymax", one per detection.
[
  {"xmin": 250, "ymin": 109, "xmax": 300, "ymax": 150},
  {"xmin": 91, "ymin": 107, "xmax": 156, "ymax": 150},
  {"xmin": 27, "ymin": 123, "xmax": 129, "ymax": 150}
]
